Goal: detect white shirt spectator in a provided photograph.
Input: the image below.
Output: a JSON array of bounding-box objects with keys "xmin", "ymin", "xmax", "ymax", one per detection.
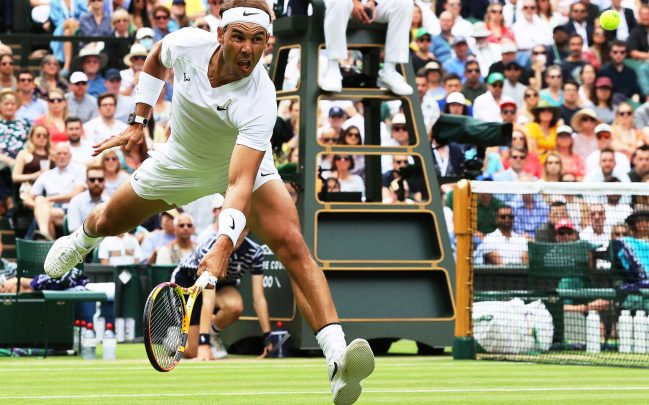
[
  {"xmin": 473, "ymin": 91, "xmax": 503, "ymax": 122},
  {"xmin": 156, "ymin": 243, "xmax": 195, "ymax": 265},
  {"xmin": 98, "ymin": 234, "xmax": 142, "ymax": 266},
  {"xmin": 83, "ymin": 117, "xmax": 128, "ymax": 146},
  {"xmin": 30, "ymin": 163, "xmax": 86, "ymax": 209},
  {"xmin": 503, "ymin": 80, "xmax": 527, "ymax": 106},
  {"xmin": 69, "ymin": 139, "xmax": 95, "ymax": 165},
  {"xmin": 512, "ymin": 15, "xmax": 553, "ymax": 50},
  {"xmin": 585, "ymin": 150, "xmax": 630, "ymax": 174},
  {"xmin": 474, "ymin": 228, "xmax": 528, "ymax": 265},
  {"xmin": 451, "ymin": 16, "xmax": 474, "ymax": 39},
  {"xmin": 583, "ymin": 168, "xmax": 631, "ymax": 182},
  {"xmin": 66, "ymin": 190, "xmax": 108, "ymax": 232},
  {"xmin": 579, "ymin": 225, "xmax": 612, "ymax": 249},
  {"xmin": 471, "ymin": 41, "xmax": 502, "ymax": 77}
]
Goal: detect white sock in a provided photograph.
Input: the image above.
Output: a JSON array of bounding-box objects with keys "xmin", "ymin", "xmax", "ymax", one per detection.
[
  {"xmin": 383, "ymin": 62, "xmax": 397, "ymax": 73},
  {"xmin": 74, "ymin": 223, "xmax": 100, "ymax": 249},
  {"xmin": 316, "ymin": 324, "xmax": 347, "ymax": 362},
  {"xmin": 327, "ymin": 59, "xmax": 339, "ymax": 72}
]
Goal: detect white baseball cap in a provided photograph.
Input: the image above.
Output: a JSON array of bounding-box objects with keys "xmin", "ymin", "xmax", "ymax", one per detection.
[
  {"xmin": 211, "ymin": 193, "xmax": 225, "ymax": 210},
  {"xmin": 595, "ymin": 123, "xmax": 612, "ymax": 134},
  {"xmin": 136, "ymin": 27, "xmax": 155, "ymax": 40},
  {"xmin": 446, "ymin": 91, "xmax": 466, "ymax": 105},
  {"xmin": 69, "ymin": 71, "xmax": 88, "ymax": 84}
]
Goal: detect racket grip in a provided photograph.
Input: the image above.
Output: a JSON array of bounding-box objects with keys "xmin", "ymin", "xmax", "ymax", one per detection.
[{"xmin": 195, "ymin": 271, "xmax": 217, "ymax": 289}]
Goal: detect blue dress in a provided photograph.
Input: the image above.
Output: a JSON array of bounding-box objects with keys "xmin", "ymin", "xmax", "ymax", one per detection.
[{"xmin": 49, "ymin": 0, "xmax": 88, "ymax": 62}]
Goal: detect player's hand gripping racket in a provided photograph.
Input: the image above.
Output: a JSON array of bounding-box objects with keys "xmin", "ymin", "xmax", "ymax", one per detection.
[{"xmin": 143, "ymin": 271, "xmax": 215, "ymax": 372}]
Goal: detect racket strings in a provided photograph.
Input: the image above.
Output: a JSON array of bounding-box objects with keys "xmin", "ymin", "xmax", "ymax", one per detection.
[{"xmin": 149, "ymin": 287, "xmax": 184, "ymax": 368}]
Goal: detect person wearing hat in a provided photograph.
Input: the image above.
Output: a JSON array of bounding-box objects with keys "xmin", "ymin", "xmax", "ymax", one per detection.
[
  {"xmin": 320, "ymin": 0, "xmax": 413, "ymax": 95},
  {"xmin": 79, "ymin": 0, "xmax": 113, "ymax": 37},
  {"xmin": 499, "ymin": 98, "xmax": 518, "ymax": 125},
  {"xmin": 625, "ymin": 210, "xmax": 649, "ymax": 240},
  {"xmin": 584, "ymin": 123, "xmax": 631, "ymax": 176},
  {"xmin": 502, "ymin": 61, "xmax": 526, "ymax": 105},
  {"xmin": 141, "ymin": 208, "xmax": 180, "ymax": 264},
  {"xmin": 75, "ymin": 45, "xmax": 108, "ymax": 97},
  {"xmin": 462, "ymin": 60, "xmax": 486, "ymax": 102},
  {"xmin": 120, "ymin": 43, "xmax": 148, "ymax": 96},
  {"xmin": 66, "ymin": 71, "xmax": 99, "ymax": 123},
  {"xmin": 554, "ymin": 218, "xmax": 579, "ymax": 243},
  {"xmin": 555, "ymin": 125, "xmax": 585, "ymax": 179},
  {"xmin": 592, "ymin": 76, "xmax": 615, "ymax": 124},
  {"xmin": 421, "ymin": 61, "xmax": 445, "ymax": 99},
  {"xmin": 444, "ymin": 36, "xmax": 471, "ymax": 78},
  {"xmin": 526, "ymin": 100, "xmax": 560, "ymax": 154},
  {"xmin": 470, "ymin": 22, "xmax": 500, "ymax": 77},
  {"xmin": 571, "ymin": 107, "xmax": 601, "ymax": 158},
  {"xmin": 136, "ymin": 28, "xmax": 156, "ymax": 52},
  {"xmin": 443, "ymin": 91, "xmax": 469, "ymax": 116},
  {"xmin": 166, "ymin": 0, "xmax": 207, "ymax": 21},
  {"xmin": 195, "ymin": 193, "xmax": 225, "ymax": 244},
  {"xmin": 410, "ymin": 28, "xmax": 436, "ymax": 73},
  {"xmin": 103, "ymin": 68, "xmax": 134, "ymax": 124},
  {"xmin": 473, "ymin": 72, "xmax": 505, "ymax": 122},
  {"xmin": 327, "ymin": 106, "xmax": 346, "ymax": 135}
]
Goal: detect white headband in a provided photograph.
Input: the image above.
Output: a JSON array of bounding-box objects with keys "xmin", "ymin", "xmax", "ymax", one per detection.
[{"xmin": 221, "ymin": 7, "xmax": 271, "ymax": 32}]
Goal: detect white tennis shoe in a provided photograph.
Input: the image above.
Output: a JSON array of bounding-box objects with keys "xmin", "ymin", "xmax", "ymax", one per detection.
[
  {"xmin": 44, "ymin": 233, "xmax": 95, "ymax": 278},
  {"xmin": 377, "ymin": 69, "xmax": 413, "ymax": 96},
  {"xmin": 330, "ymin": 339, "xmax": 375, "ymax": 405},
  {"xmin": 319, "ymin": 65, "xmax": 343, "ymax": 93},
  {"xmin": 210, "ymin": 326, "xmax": 228, "ymax": 359}
]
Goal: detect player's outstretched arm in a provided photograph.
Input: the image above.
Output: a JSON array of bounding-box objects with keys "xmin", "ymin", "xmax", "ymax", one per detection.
[
  {"xmin": 93, "ymin": 42, "xmax": 167, "ymax": 156},
  {"xmin": 197, "ymin": 145, "xmax": 265, "ymax": 280}
]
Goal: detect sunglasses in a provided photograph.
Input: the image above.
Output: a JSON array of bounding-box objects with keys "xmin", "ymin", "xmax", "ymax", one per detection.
[
  {"xmin": 18, "ymin": 77, "xmax": 34, "ymax": 82},
  {"xmin": 546, "ymin": 160, "xmax": 561, "ymax": 165},
  {"xmin": 572, "ymin": 8, "xmax": 586, "ymax": 13},
  {"xmin": 548, "ymin": 74, "xmax": 562, "ymax": 79},
  {"xmin": 131, "ymin": 56, "xmax": 146, "ymax": 61},
  {"xmin": 178, "ymin": 223, "xmax": 194, "ymax": 228},
  {"xmin": 48, "ymin": 98, "xmax": 64, "ymax": 103},
  {"xmin": 523, "ymin": 5, "xmax": 536, "ymax": 10},
  {"xmin": 502, "ymin": 109, "xmax": 516, "ymax": 115},
  {"xmin": 618, "ymin": 111, "xmax": 633, "ymax": 116},
  {"xmin": 337, "ymin": 156, "xmax": 352, "ymax": 161},
  {"xmin": 322, "ymin": 137, "xmax": 337, "ymax": 142},
  {"xmin": 532, "ymin": 51, "xmax": 545, "ymax": 55},
  {"xmin": 525, "ymin": 93, "xmax": 538, "ymax": 98},
  {"xmin": 154, "ymin": 15, "xmax": 169, "ymax": 20},
  {"xmin": 581, "ymin": 116, "xmax": 596, "ymax": 122},
  {"xmin": 511, "ymin": 155, "xmax": 526, "ymax": 160},
  {"xmin": 498, "ymin": 214, "xmax": 514, "ymax": 219},
  {"xmin": 491, "ymin": 83, "xmax": 503, "ymax": 88},
  {"xmin": 597, "ymin": 132, "xmax": 612, "ymax": 139},
  {"xmin": 506, "ymin": 66, "xmax": 521, "ymax": 71},
  {"xmin": 392, "ymin": 125, "xmax": 407, "ymax": 132},
  {"xmin": 557, "ymin": 229, "xmax": 575, "ymax": 236},
  {"xmin": 114, "ymin": 19, "xmax": 129, "ymax": 23},
  {"xmin": 197, "ymin": 24, "xmax": 209, "ymax": 29},
  {"xmin": 346, "ymin": 132, "xmax": 360, "ymax": 137},
  {"xmin": 88, "ymin": 177, "xmax": 105, "ymax": 183},
  {"xmin": 490, "ymin": 9, "xmax": 502, "ymax": 14}
]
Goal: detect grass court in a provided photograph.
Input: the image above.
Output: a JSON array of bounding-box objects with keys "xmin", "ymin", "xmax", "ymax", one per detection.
[{"xmin": 3, "ymin": 340, "xmax": 649, "ymax": 404}]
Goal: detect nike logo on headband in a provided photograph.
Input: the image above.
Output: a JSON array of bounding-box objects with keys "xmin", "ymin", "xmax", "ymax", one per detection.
[{"xmin": 242, "ymin": 11, "xmax": 259, "ymax": 16}]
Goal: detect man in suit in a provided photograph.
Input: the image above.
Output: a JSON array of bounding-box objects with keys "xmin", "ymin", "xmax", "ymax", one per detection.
[
  {"xmin": 563, "ymin": 2, "xmax": 593, "ymax": 49},
  {"xmin": 605, "ymin": 0, "xmax": 636, "ymax": 42}
]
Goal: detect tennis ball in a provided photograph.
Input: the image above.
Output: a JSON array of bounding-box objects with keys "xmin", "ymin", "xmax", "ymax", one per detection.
[{"xmin": 600, "ymin": 10, "xmax": 621, "ymax": 31}]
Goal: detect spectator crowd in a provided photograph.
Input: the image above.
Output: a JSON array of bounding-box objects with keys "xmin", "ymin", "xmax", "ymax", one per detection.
[{"xmin": 1, "ymin": 0, "xmax": 649, "ymax": 271}]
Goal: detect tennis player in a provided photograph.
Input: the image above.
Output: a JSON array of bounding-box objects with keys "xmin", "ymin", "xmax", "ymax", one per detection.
[{"xmin": 44, "ymin": 0, "xmax": 373, "ymax": 403}]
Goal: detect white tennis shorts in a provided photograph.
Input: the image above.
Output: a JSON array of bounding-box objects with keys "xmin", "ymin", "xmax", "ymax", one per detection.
[{"xmin": 130, "ymin": 150, "xmax": 281, "ymax": 206}]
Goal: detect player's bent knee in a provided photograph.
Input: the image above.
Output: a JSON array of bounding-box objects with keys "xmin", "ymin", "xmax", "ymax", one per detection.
[{"xmin": 274, "ymin": 229, "xmax": 309, "ymax": 262}]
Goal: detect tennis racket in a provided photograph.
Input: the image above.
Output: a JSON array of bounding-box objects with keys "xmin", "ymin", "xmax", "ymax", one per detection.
[{"xmin": 143, "ymin": 271, "xmax": 214, "ymax": 372}]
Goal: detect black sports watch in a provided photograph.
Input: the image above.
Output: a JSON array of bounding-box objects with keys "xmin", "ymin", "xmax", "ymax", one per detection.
[{"xmin": 127, "ymin": 114, "xmax": 148, "ymax": 126}]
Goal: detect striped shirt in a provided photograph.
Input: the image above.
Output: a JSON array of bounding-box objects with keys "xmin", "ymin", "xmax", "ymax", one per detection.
[{"xmin": 177, "ymin": 235, "xmax": 263, "ymax": 284}]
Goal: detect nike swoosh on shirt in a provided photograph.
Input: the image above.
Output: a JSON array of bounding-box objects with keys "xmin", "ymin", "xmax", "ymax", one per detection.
[
  {"xmin": 217, "ymin": 105, "xmax": 228, "ymax": 111},
  {"xmin": 260, "ymin": 172, "xmax": 274, "ymax": 177}
]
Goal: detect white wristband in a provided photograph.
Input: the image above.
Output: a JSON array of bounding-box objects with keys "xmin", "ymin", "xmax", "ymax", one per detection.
[
  {"xmin": 134, "ymin": 71, "xmax": 165, "ymax": 108},
  {"xmin": 217, "ymin": 208, "xmax": 246, "ymax": 246}
]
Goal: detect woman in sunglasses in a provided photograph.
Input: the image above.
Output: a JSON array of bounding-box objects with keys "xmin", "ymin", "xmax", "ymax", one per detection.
[
  {"xmin": 12, "ymin": 125, "xmax": 54, "ymax": 205},
  {"xmin": 101, "ymin": 149, "xmax": 129, "ymax": 198},
  {"xmin": 329, "ymin": 154, "xmax": 365, "ymax": 196},
  {"xmin": 34, "ymin": 88, "xmax": 68, "ymax": 143},
  {"xmin": 338, "ymin": 126, "xmax": 364, "ymax": 176},
  {"xmin": 612, "ymin": 101, "xmax": 644, "ymax": 158}
]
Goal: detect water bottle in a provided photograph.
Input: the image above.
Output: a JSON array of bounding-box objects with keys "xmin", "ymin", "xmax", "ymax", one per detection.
[
  {"xmin": 79, "ymin": 320, "xmax": 87, "ymax": 356},
  {"xmin": 270, "ymin": 321, "xmax": 289, "ymax": 358},
  {"xmin": 81, "ymin": 323, "xmax": 97, "ymax": 360},
  {"xmin": 634, "ymin": 310, "xmax": 648, "ymax": 354},
  {"xmin": 586, "ymin": 310, "xmax": 600, "ymax": 353},
  {"xmin": 125, "ymin": 318, "xmax": 135, "ymax": 342},
  {"xmin": 94, "ymin": 317, "xmax": 105, "ymax": 344},
  {"xmin": 619, "ymin": 310, "xmax": 633, "ymax": 353},
  {"xmin": 72, "ymin": 320, "xmax": 81, "ymax": 353},
  {"xmin": 102, "ymin": 322, "xmax": 117, "ymax": 361},
  {"xmin": 115, "ymin": 318, "xmax": 125, "ymax": 343}
]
